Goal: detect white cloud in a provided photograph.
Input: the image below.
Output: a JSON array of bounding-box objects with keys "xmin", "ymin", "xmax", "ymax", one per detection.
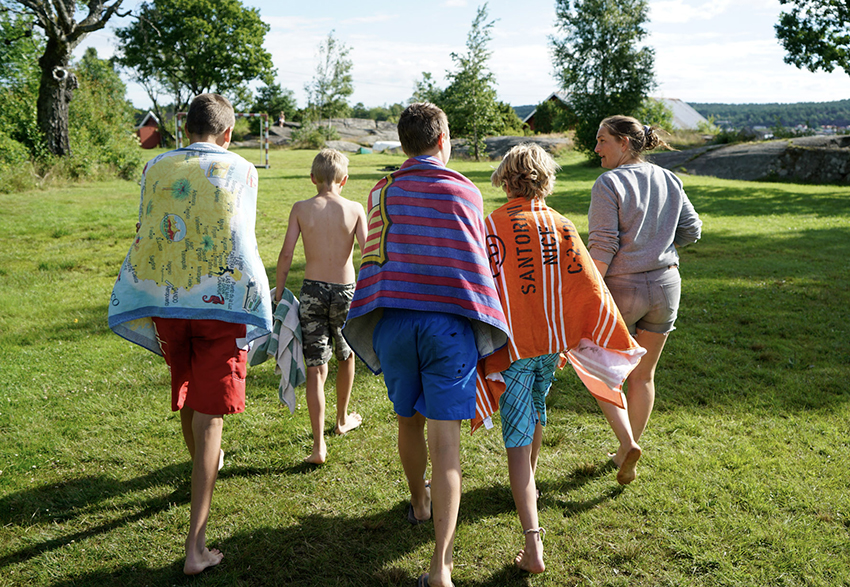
[{"xmin": 650, "ymin": 0, "xmax": 735, "ymax": 24}]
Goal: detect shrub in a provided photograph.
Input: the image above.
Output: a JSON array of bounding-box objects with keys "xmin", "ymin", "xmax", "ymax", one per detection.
[{"xmin": 290, "ymin": 123, "xmax": 340, "ymax": 149}]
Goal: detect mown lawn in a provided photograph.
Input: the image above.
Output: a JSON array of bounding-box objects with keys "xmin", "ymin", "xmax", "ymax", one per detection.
[{"xmin": 0, "ymin": 147, "xmax": 848, "ymax": 587}]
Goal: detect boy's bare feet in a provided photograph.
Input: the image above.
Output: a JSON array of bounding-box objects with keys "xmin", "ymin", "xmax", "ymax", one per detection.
[
  {"xmin": 616, "ymin": 446, "xmax": 642, "ymax": 485},
  {"xmin": 305, "ymin": 446, "xmax": 327, "ymax": 465},
  {"xmin": 334, "ymin": 412, "xmax": 362, "ymax": 435},
  {"xmin": 184, "ymin": 546, "xmax": 224, "ymax": 575}
]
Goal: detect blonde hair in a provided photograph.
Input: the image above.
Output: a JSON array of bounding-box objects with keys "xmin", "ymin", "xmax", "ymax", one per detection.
[
  {"xmin": 599, "ymin": 115, "xmax": 673, "ymax": 161},
  {"xmin": 311, "ymin": 148, "xmax": 349, "ymax": 186},
  {"xmin": 490, "ymin": 143, "xmax": 560, "ymax": 200},
  {"xmin": 398, "ymin": 102, "xmax": 449, "ymax": 156},
  {"xmin": 186, "ymin": 93, "xmax": 235, "ymax": 137}
]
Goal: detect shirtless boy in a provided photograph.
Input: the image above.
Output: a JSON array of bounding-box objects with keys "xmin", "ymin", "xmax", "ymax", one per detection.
[{"xmin": 275, "ymin": 148, "xmax": 366, "ymax": 464}]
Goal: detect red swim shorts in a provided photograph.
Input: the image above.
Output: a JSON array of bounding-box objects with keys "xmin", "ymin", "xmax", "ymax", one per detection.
[{"xmin": 152, "ymin": 318, "xmax": 248, "ymax": 415}]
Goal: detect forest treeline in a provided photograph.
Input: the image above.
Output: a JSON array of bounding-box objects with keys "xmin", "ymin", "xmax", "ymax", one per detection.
[{"xmin": 691, "ymin": 99, "xmax": 850, "ymax": 128}]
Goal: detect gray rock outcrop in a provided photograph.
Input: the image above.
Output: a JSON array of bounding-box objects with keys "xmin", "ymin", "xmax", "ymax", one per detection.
[{"xmin": 647, "ymin": 135, "xmax": 850, "ymax": 184}]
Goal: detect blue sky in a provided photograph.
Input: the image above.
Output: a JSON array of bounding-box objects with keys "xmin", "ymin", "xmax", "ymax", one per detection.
[{"xmin": 77, "ymin": 0, "xmax": 850, "ymax": 109}]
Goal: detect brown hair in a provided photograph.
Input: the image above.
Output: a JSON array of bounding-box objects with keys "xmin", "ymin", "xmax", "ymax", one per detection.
[
  {"xmin": 186, "ymin": 93, "xmax": 235, "ymax": 138},
  {"xmin": 491, "ymin": 143, "xmax": 560, "ymax": 200},
  {"xmin": 397, "ymin": 102, "xmax": 449, "ymax": 157},
  {"xmin": 311, "ymin": 148, "xmax": 349, "ymax": 186},
  {"xmin": 599, "ymin": 115, "xmax": 674, "ymax": 161}
]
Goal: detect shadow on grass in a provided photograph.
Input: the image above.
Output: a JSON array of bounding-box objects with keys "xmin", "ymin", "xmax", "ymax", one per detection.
[
  {"xmin": 0, "ymin": 463, "xmax": 190, "ymax": 570},
  {"xmin": 11, "ymin": 461, "xmax": 625, "ymax": 587}
]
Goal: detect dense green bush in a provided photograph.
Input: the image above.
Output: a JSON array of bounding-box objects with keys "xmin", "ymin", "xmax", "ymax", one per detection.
[
  {"xmin": 0, "ymin": 16, "xmax": 144, "ymax": 192},
  {"xmin": 290, "ymin": 123, "xmax": 340, "ymax": 150}
]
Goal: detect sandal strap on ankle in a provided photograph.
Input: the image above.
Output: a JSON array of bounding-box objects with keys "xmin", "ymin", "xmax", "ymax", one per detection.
[{"xmin": 523, "ymin": 527, "xmax": 546, "ymax": 540}]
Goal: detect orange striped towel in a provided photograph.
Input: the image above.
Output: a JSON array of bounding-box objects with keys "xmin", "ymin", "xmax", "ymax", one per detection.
[{"xmin": 472, "ymin": 198, "xmax": 645, "ymax": 433}]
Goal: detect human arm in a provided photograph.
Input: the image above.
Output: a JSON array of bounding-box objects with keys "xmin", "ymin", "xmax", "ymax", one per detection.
[
  {"xmin": 274, "ymin": 208, "xmax": 301, "ymax": 303},
  {"xmin": 593, "ymin": 259, "xmax": 609, "ymax": 277},
  {"xmin": 587, "ymin": 177, "xmax": 620, "ymax": 269},
  {"xmin": 673, "ymin": 190, "xmax": 702, "ymax": 248},
  {"xmin": 353, "ymin": 203, "xmax": 367, "ymax": 260}
]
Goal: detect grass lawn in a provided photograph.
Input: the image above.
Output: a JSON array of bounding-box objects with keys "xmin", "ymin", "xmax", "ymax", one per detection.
[{"xmin": 0, "ymin": 147, "xmax": 848, "ymax": 587}]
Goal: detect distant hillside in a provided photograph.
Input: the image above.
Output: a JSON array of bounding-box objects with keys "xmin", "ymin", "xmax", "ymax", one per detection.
[{"xmin": 690, "ymin": 99, "xmax": 850, "ymax": 128}]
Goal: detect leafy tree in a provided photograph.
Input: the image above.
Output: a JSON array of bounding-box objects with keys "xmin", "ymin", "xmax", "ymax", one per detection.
[
  {"xmin": 411, "ymin": 72, "xmax": 444, "ymax": 104},
  {"xmin": 68, "ymin": 48, "xmax": 143, "ymax": 180},
  {"xmin": 442, "ymin": 3, "xmax": 502, "ymax": 160},
  {"xmin": 0, "ymin": 10, "xmax": 44, "ymax": 159},
  {"xmin": 635, "ymin": 97, "xmax": 674, "ymax": 132},
  {"xmin": 115, "ymin": 0, "xmax": 275, "ymax": 137},
  {"xmin": 251, "ymin": 83, "xmax": 299, "ymax": 133},
  {"xmin": 550, "ymin": 0, "xmax": 656, "ymax": 154},
  {"xmin": 532, "ymin": 97, "xmax": 574, "ymax": 134},
  {"xmin": 351, "ymin": 102, "xmax": 405, "ymax": 122},
  {"xmin": 305, "ymin": 31, "xmax": 353, "ymax": 123},
  {"xmin": 775, "ymin": 0, "xmax": 850, "ymax": 77},
  {"xmin": 1, "ymin": 0, "xmax": 128, "ymax": 156}
]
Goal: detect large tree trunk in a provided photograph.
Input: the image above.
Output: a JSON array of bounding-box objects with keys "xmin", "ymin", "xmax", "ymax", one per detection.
[{"xmin": 36, "ymin": 37, "xmax": 78, "ymax": 156}]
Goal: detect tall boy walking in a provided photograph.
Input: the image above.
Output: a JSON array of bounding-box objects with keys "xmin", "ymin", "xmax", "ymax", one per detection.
[
  {"xmin": 275, "ymin": 148, "xmax": 366, "ymax": 464},
  {"xmin": 343, "ymin": 103, "xmax": 509, "ymax": 587},
  {"xmin": 109, "ymin": 93, "xmax": 272, "ymax": 574}
]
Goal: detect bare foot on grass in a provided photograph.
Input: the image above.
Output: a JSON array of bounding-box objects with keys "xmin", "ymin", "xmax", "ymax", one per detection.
[
  {"xmin": 515, "ymin": 547, "xmax": 545, "ymax": 574},
  {"xmin": 616, "ymin": 446, "xmax": 642, "ymax": 485},
  {"xmin": 304, "ymin": 446, "xmax": 327, "ymax": 465},
  {"xmin": 184, "ymin": 547, "xmax": 223, "ymax": 575},
  {"xmin": 335, "ymin": 412, "xmax": 362, "ymax": 435}
]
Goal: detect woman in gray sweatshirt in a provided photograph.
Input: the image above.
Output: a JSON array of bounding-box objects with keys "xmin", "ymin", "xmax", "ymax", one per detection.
[{"xmin": 588, "ymin": 115, "xmax": 702, "ymax": 479}]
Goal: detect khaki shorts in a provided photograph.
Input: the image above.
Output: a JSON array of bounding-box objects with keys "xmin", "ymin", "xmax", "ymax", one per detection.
[{"xmin": 299, "ymin": 279, "xmax": 355, "ymax": 367}]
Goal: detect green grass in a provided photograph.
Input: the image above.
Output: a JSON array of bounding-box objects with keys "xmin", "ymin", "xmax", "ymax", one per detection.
[{"xmin": 1, "ymin": 148, "xmax": 849, "ymax": 586}]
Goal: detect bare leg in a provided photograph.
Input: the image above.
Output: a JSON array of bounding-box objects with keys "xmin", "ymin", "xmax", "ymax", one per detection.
[
  {"xmin": 596, "ymin": 399, "xmax": 641, "ymax": 485},
  {"xmin": 506, "ymin": 443, "xmax": 545, "ymax": 573},
  {"xmin": 426, "ymin": 418, "xmax": 461, "ymax": 587},
  {"xmin": 181, "ymin": 406, "xmax": 196, "ymax": 459},
  {"xmin": 184, "ymin": 411, "xmax": 225, "ymax": 575},
  {"xmin": 398, "ymin": 413, "xmax": 431, "ymax": 521},
  {"xmin": 305, "ymin": 364, "xmax": 328, "ymax": 464},
  {"xmin": 627, "ymin": 329, "xmax": 668, "ymax": 441},
  {"xmin": 529, "ymin": 421, "xmax": 543, "ymax": 476},
  {"xmin": 334, "ymin": 355, "xmax": 362, "ymax": 435}
]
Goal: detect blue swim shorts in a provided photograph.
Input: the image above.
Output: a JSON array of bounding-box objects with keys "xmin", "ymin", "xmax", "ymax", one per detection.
[
  {"xmin": 372, "ymin": 308, "xmax": 478, "ymax": 421},
  {"xmin": 499, "ymin": 353, "xmax": 560, "ymax": 448}
]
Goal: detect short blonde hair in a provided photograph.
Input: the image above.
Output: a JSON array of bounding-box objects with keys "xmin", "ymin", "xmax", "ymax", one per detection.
[
  {"xmin": 490, "ymin": 143, "xmax": 560, "ymax": 200},
  {"xmin": 311, "ymin": 148, "xmax": 349, "ymax": 186}
]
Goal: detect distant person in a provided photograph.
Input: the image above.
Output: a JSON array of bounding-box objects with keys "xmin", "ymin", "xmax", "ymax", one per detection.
[
  {"xmin": 342, "ymin": 103, "xmax": 509, "ymax": 587},
  {"xmin": 278, "ymin": 111, "xmax": 285, "ymax": 126},
  {"xmin": 275, "ymin": 148, "xmax": 366, "ymax": 464},
  {"xmin": 589, "ymin": 115, "xmax": 702, "ymax": 463},
  {"xmin": 108, "ymin": 93, "xmax": 273, "ymax": 575},
  {"xmin": 481, "ymin": 143, "xmax": 646, "ymax": 573}
]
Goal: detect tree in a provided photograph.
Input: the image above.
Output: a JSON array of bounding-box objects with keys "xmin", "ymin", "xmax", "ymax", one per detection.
[
  {"xmin": 411, "ymin": 72, "xmax": 444, "ymax": 104},
  {"xmin": 1, "ymin": 0, "xmax": 128, "ymax": 156},
  {"xmin": 0, "ymin": 10, "xmax": 44, "ymax": 159},
  {"xmin": 442, "ymin": 3, "xmax": 502, "ymax": 160},
  {"xmin": 305, "ymin": 31, "xmax": 353, "ymax": 123},
  {"xmin": 115, "ymin": 0, "xmax": 274, "ymax": 136},
  {"xmin": 550, "ymin": 0, "xmax": 656, "ymax": 154},
  {"xmin": 252, "ymin": 83, "xmax": 299, "ymax": 124},
  {"xmin": 775, "ymin": 0, "xmax": 850, "ymax": 78}
]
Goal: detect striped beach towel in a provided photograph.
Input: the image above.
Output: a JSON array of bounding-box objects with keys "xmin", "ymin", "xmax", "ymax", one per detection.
[
  {"xmin": 472, "ymin": 197, "xmax": 645, "ymax": 433},
  {"xmin": 342, "ymin": 155, "xmax": 509, "ymax": 374}
]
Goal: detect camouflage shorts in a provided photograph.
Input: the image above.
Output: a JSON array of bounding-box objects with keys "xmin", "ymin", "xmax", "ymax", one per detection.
[{"xmin": 299, "ymin": 279, "xmax": 356, "ymax": 367}]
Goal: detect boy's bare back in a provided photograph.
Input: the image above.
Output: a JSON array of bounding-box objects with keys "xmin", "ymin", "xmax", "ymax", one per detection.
[
  {"xmin": 296, "ymin": 192, "xmax": 365, "ymax": 284},
  {"xmin": 276, "ymin": 187, "xmax": 366, "ymax": 292}
]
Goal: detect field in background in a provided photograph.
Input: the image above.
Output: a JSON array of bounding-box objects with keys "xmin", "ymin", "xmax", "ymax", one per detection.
[{"xmin": 0, "ymin": 148, "xmax": 848, "ymax": 586}]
